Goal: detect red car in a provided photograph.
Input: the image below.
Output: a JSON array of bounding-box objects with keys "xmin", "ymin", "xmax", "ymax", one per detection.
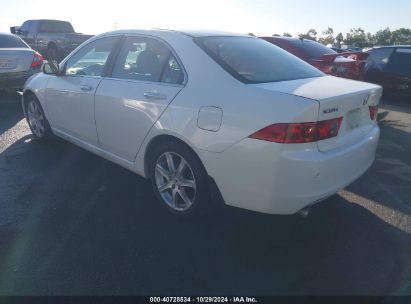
[{"xmin": 260, "ymin": 36, "xmax": 368, "ymax": 80}]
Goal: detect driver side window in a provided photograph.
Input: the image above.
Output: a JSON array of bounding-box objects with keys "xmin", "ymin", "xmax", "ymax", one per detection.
[{"xmin": 65, "ymin": 37, "xmax": 119, "ymax": 77}]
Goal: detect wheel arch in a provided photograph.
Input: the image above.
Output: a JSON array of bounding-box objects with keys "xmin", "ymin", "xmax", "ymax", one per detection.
[
  {"xmin": 22, "ymin": 89, "xmax": 38, "ymax": 116},
  {"xmin": 144, "ymin": 134, "xmax": 205, "ymax": 178},
  {"xmin": 143, "ymin": 133, "xmax": 225, "ymax": 206}
]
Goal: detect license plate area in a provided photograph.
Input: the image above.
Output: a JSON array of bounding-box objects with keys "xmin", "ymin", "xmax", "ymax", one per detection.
[
  {"xmin": 347, "ymin": 108, "xmax": 361, "ymax": 130},
  {"xmin": 0, "ymin": 58, "xmax": 15, "ymax": 69}
]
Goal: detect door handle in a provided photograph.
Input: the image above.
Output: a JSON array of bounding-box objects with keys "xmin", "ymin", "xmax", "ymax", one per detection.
[
  {"xmin": 80, "ymin": 84, "xmax": 94, "ymax": 92},
  {"xmin": 143, "ymin": 91, "xmax": 167, "ymax": 100}
]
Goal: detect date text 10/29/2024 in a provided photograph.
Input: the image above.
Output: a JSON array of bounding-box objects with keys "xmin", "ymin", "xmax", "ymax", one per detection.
[{"xmin": 149, "ymin": 297, "xmax": 258, "ymax": 303}]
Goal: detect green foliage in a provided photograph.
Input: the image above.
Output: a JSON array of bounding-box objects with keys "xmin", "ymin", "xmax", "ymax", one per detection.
[
  {"xmin": 298, "ymin": 28, "xmax": 317, "ymax": 41},
  {"xmin": 318, "ymin": 27, "xmax": 335, "ymax": 45},
  {"xmin": 282, "ymin": 32, "xmax": 293, "ymax": 37}
]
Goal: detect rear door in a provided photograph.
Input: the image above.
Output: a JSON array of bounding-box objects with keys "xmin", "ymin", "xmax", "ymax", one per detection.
[{"xmin": 94, "ymin": 35, "xmax": 185, "ymax": 162}]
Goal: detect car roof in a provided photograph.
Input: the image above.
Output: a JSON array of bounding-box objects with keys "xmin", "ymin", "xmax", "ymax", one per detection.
[
  {"xmin": 261, "ymin": 36, "xmax": 309, "ymax": 42},
  {"xmin": 24, "ymin": 19, "xmax": 71, "ymax": 22},
  {"xmin": 98, "ymin": 29, "xmax": 249, "ymax": 38},
  {"xmin": 373, "ymin": 45, "xmax": 411, "ymax": 49}
]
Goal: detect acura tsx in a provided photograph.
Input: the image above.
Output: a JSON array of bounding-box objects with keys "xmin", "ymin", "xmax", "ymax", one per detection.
[{"xmin": 22, "ymin": 29, "xmax": 382, "ymax": 217}]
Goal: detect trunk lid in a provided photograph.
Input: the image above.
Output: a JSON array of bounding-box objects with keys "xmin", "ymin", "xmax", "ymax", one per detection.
[
  {"xmin": 252, "ymin": 76, "xmax": 383, "ymax": 152},
  {"xmin": 0, "ymin": 48, "xmax": 34, "ymax": 73}
]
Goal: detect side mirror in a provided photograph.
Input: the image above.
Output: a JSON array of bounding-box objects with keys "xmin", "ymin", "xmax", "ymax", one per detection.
[{"xmin": 42, "ymin": 61, "xmax": 60, "ymax": 75}]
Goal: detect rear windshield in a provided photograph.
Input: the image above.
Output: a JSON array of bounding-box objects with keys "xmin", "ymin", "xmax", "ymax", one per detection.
[
  {"xmin": 39, "ymin": 21, "xmax": 74, "ymax": 33},
  {"xmin": 0, "ymin": 34, "xmax": 28, "ymax": 48},
  {"xmin": 195, "ymin": 36, "xmax": 324, "ymax": 84},
  {"xmin": 287, "ymin": 39, "xmax": 337, "ymax": 58}
]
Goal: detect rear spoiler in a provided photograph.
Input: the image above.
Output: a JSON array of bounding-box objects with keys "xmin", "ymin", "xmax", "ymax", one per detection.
[
  {"xmin": 313, "ymin": 52, "xmax": 369, "ymax": 63},
  {"xmin": 10, "ymin": 26, "xmax": 20, "ymax": 34}
]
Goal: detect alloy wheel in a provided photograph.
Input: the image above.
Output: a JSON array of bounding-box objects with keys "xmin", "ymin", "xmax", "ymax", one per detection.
[
  {"xmin": 154, "ymin": 152, "xmax": 197, "ymax": 212},
  {"xmin": 27, "ymin": 100, "xmax": 45, "ymax": 138}
]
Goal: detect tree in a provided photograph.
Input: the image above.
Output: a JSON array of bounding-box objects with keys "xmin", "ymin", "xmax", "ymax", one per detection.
[
  {"xmin": 282, "ymin": 32, "xmax": 292, "ymax": 37},
  {"xmin": 318, "ymin": 27, "xmax": 335, "ymax": 45},
  {"xmin": 272, "ymin": 34, "xmax": 281, "ymax": 37},
  {"xmin": 335, "ymin": 33, "xmax": 344, "ymax": 47},
  {"xmin": 248, "ymin": 33, "xmax": 255, "ymax": 36},
  {"xmin": 298, "ymin": 29, "xmax": 317, "ymax": 41},
  {"xmin": 392, "ymin": 28, "xmax": 411, "ymax": 44},
  {"xmin": 374, "ymin": 28, "xmax": 392, "ymax": 46},
  {"xmin": 344, "ymin": 27, "xmax": 369, "ymax": 48}
]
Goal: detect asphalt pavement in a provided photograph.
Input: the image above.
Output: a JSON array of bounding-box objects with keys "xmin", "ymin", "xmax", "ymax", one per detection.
[{"xmin": 0, "ymin": 91, "xmax": 410, "ymax": 296}]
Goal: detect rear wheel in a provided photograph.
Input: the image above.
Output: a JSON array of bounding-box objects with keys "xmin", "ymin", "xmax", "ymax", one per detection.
[
  {"xmin": 25, "ymin": 95, "xmax": 53, "ymax": 141},
  {"xmin": 149, "ymin": 141, "xmax": 213, "ymax": 217}
]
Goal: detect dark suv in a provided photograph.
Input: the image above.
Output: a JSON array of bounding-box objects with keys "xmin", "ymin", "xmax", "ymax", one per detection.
[{"xmin": 363, "ymin": 46, "xmax": 411, "ymax": 96}]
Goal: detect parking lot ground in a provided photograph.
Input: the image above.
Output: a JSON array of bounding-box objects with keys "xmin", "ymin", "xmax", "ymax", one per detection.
[{"xmin": 0, "ymin": 92, "xmax": 410, "ymax": 296}]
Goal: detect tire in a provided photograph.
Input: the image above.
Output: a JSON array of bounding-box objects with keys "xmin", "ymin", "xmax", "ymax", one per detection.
[
  {"xmin": 149, "ymin": 141, "xmax": 213, "ymax": 218},
  {"xmin": 24, "ymin": 95, "xmax": 53, "ymax": 141}
]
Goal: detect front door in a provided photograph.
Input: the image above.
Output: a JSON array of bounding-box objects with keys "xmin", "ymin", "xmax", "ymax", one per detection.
[{"xmin": 45, "ymin": 36, "xmax": 120, "ymax": 146}]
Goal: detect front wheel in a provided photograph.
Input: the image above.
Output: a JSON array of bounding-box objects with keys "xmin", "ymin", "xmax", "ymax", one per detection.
[
  {"xmin": 25, "ymin": 95, "xmax": 53, "ymax": 141},
  {"xmin": 149, "ymin": 142, "xmax": 213, "ymax": 217}
]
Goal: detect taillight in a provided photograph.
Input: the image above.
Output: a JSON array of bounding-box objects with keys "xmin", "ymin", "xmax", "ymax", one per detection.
[
  {"xmin": 369, "ymin": 105, "xmax": 378, "ymax": 120},
  {"xmin": 31, "ymin": 52, "xmax": 43, "ymax": 69},
  {"xmin": 318, "ymin": 64, "xmax": 334, "ymax": 74},
  {"xmin": 249, "ymin": 117, "xmax": 343, "ymax": 144}
]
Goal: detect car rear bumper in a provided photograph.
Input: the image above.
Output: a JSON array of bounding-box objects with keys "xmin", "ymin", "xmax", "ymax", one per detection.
[
  {"xmin": 202, "ymin": 125, "xmax": 380, "ymax": 215},
  {"xmin": 0, "ymin": 70, "xmax": 37, "ymax": 90}
]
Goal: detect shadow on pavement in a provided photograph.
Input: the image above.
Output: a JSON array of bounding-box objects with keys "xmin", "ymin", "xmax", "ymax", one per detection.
[
  {"xmin": 380, "ymin": 95, "xmax": 411, "ymax": 114},
  {"xmin": 0, "ymin": 92, "xmax": 24, "ymax": 137},
  {"xmin": 0, "ymin": 136, "xmax": 410, "ymax": 296}
]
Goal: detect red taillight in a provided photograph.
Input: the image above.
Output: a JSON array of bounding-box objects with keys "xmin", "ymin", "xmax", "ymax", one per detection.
[
  {"xmin": 369, "ymin": 105, "xmax": 378, "ymax": 120},
  {"xmin": 318, "ymin": 117, "xmax": 343, "ymax": 140},
  {"xmin": 318, "ymin": 64, "xmax": 334, "ymax": 74},
  {"xmin": 31, "ymin": 52, "xmax": 43, "ymax": 69},
  {"xmin": 249, "ymin": 118, "xmax": 343, "ymax": 144}
]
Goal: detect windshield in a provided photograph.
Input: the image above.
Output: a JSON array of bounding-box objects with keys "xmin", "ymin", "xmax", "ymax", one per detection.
[
  {"xmin": 195, "ymin": 36, "xmax": 324, "ymax": 84},
  {"xmin": 287, "ymin": 39, "xmax": 337, "ymax": 58},
  {"xmin": 0, "ymin": 34, "xmax": 28, "ymax": 48}
]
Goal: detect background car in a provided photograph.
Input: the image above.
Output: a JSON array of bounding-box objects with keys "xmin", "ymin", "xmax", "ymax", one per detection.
[
  {"xmin": 261, "ymin": 36, "xmax": 368, "ymax": 80},
  {"xmin": 363, "ymin": 46, "xmax": 411, "ymax": 96},
  {"xmin": 23, "ymin": 30, "xmax": 381, "ymax": 218},
  {"xmin": 10, "ymin": 19, "xmax": 93, "ymax": 62},
  {"xmin": 0, "ymin": 32, "xmax": 43, "ymax": 91},
  {"xmin": 331, "ymin": 47, "xmax": 347, "ymax": 53}
]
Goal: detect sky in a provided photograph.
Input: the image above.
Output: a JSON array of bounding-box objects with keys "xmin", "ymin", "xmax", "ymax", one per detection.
[{"xmin": 0, "ymin": 0, "xmax": 410, "ymax": 37}]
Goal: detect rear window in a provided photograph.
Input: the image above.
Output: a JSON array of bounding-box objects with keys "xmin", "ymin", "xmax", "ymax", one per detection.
[
  {"xmin": 39, "ymin": 21, "xmax": 74, "ymax": 33},
  {"xmin": 195, "ymin": 36, "xmax": 324, "ymax": 84},
  {"xmin": 287, "ymin": 39, "xmax": 337, "ymax": 58},
  {"xmin": 0, "ymin": 34, "xmax": 28, "ymax": 48},
  {"xmin": 386, "ymin": 48, "xmax": 411, "ymax": 75},
  {"xmin": 366, "ymin": 48, "xmax": 395, "ymax": 70}
]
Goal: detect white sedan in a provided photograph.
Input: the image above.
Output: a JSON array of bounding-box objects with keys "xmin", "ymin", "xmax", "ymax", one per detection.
[{"xmin": 22, "ymin": 30, "xmax": 382, "ymax": 217}]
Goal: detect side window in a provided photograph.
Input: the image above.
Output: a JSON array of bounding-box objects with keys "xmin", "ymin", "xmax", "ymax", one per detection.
[
  {"xmin": 385, "ymin": 49, "xmax": 411, "ymax": 75},
  {"xmin": 28, "ymin": 21, "xmax": 35, "ymax": 33},
  {"xmin": 366, "ymin": 48, "xmax": 394, "ymax": 71},
  {"xmin": 65, "ymin": 37, "xmax": 119, "ymax": 77},
  {"xmin": 20, "ymin": 21, "xmax": 29, "ymax": 34},
  {"xmin": 112, "ymin": 36, "xmax": 183, "ymax": 84}
]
